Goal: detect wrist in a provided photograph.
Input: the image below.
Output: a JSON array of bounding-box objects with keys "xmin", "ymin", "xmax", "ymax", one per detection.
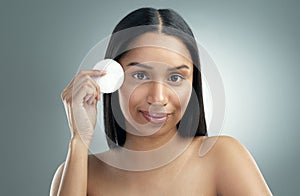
[{"xmin": 70, "ymin": 135, "xmax": 91, "ymax": 151}]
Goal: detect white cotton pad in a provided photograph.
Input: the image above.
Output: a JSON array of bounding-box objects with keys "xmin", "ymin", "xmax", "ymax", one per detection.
[{"xmin": 92, "ymin": 59, "xmax": 124, "ymax": 93}]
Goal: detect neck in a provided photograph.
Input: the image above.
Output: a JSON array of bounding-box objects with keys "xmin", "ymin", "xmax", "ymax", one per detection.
[{"xmin": 97, "ymin": 126, "xmax": 193, "ymax": 171}]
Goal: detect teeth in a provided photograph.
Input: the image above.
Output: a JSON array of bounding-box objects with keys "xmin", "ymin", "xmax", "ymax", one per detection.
[
  {"xmin": 140, "ymin": 111, "xmax": 168, "ymax": 124},
  {"xmin": 146, "ymin": 112, "xmax": 167, "ymax": 118},
  {"xmin": 150, "ymin": 113, "xmax": 166, "ymax": 118}
]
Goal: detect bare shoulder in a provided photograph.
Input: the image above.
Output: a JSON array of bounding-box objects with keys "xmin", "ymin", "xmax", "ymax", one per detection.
[
  {"xmin": 190, "ymin": 135, "xmax": 243, "ymax": 158},
  {"xmin": 203, "ymin": 135, "xmax": 247, "ymax": 156},
  {"xmin": 191, "ymin": 135, "xmax": 254, "ymax": 160},
  {"xmin": 201, "ymin": 135, "xmax": 260, "ymax": 168},
  {"xmin": 87, "ymin": 153, "xmax": 108, "ymax": 173},
  {"xmin": 196, "ymin": 135, "xmax": 272, "ymax": 195}
]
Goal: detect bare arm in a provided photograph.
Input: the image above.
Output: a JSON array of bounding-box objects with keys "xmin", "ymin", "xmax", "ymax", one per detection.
[
  {"xmin": 50, "ymin": 137, "xmax": 89, "ymax": 196},
  {"xmin": 50, "ymin": 162, "xmax": 64, "ymax": 196},
  {"xmin": 50, "ymin": 70, "xmax": 105, "ymax": 196},
  {"xmin": 214, "ymin": 136, "xmax": 272, "ymax": 196}
]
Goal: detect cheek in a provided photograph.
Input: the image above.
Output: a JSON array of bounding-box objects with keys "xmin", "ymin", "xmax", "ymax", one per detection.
[
  {"xmin": 118, "ymin": 82, "xmax": 148, "ymax": 114},
  {"xmin": 128, "ymin": 88, "xmax": 147, "ymax": 110},
  {"xmin": 118, "ymin": 84, "xmax": 130, "ymax": 119},
  {"xmin": 171, "ymin": 83, "xmax": 192, "ymax": 113}
]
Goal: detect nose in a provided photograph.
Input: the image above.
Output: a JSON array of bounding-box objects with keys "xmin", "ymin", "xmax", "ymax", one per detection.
[{"xmin": 146, "ymin": 81, "xmax": 169, "ymax": 106}]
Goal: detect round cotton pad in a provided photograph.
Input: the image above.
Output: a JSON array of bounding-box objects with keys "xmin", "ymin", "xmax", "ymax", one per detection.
[{"xmin": 92, "ymin": 59, "xmax": 124, "ymax": 93}]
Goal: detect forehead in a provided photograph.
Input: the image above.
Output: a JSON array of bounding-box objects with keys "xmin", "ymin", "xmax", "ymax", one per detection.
[{"xmin": 121, "ymin": 32, "xmax": 193, "ymax": 67}]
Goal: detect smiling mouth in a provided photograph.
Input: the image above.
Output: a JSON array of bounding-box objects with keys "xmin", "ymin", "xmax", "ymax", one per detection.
[{"xmin": 139, "ymin": 111, "xmax": 170, "ymax": 124}]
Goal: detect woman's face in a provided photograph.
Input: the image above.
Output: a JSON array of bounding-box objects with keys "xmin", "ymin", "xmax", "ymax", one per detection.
[{"xmin": 118, "ymin": 32, "xmax": 193, "ymax": 137}]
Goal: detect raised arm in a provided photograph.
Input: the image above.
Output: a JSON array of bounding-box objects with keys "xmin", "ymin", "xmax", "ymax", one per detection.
[
  {"xmin": 50, "ymin": 137, "xmax": 90, "ymax": 196},
  {"xmin": 50, "ymin": 70, "xmax": 105, "ymax": 196}
]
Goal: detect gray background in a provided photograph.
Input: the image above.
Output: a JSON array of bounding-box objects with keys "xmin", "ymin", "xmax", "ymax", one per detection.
[{"xmin": 1, "ymin": 0, "xmax": 299, "ymax": 195}]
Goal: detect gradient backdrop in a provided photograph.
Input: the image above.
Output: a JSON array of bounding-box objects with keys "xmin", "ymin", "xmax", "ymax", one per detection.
[{"xmin": 0, "ymin": 0, "xmax": 299, "ymax": 195}]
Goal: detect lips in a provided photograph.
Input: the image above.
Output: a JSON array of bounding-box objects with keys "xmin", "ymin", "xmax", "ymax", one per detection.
[{"xmin": 139, "ymin": 111, "xmax": 170, "ymax": 124}]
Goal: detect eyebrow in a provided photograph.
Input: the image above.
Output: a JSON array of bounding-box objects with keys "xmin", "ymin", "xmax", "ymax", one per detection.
[
  {"xmin": 126, "ymin": 62, "xmax": 190, "ymax": 71},
  {"xmin": 168, "ymin": 65, "xmax": 190, "ymax": 71},
  {"xmin": 126, "ymin": 62, "xmax": 153, "ymax": 69}
]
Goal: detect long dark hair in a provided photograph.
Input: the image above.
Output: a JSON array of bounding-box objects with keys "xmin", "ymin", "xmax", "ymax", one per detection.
[{"xmin": 103, "ymin": 7, "xmax": 207, "ymax": 148}]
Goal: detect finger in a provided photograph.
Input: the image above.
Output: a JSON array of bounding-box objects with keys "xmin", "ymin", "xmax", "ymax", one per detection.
[
  {"xmin": 77, "ymin": 69, "xmax": 106, "ymax": 78},
  {"xmin": 72, "ymin": 75, "xmax": 101, "ymax": 99},
  {"xmin": 63, "ymin": 69, "xmax": 105, "ymax": 94},
  {"xmin": 73, "ymin": 80, "xmax": 97, "ymax": 100},
  {"xmin": 86, "ymin": 93, "xmax": 96, "ymax": 105},
  {"xmin": 72, "ymin": 82, "xmax": 95, "ymax": 105},
  {"xmin": 62, "ymin": 70, "xmax": 105, "ymax": 102},
  {"xmin": 83, "ymin": 93, "xmax": 92, "ymax": 103},
  {"xmin": 64, "ymin": 80, "xmax": 96, "ymax": 105}
]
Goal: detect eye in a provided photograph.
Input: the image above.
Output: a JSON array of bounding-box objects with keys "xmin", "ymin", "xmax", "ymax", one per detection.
[
  {"xmin": 168, "ymin": 74, "xmax": 184, "ymax": 83},
  {"xmin": 132, "ymin": 71, "xmax": 150, "ymax": 80}
]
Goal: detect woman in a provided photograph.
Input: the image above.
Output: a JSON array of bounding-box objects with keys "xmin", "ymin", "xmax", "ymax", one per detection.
[{"xmin": 50, "ymin": 7, "xmax": 272, "ymax": 195}]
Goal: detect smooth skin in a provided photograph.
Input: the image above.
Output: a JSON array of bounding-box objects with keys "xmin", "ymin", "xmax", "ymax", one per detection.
[{"xmin": 50, "ymin": 33, "xmax": 272, "ymax": 195}]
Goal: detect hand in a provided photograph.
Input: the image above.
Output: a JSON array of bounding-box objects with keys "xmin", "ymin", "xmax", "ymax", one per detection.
[{"xmin": 61, "ymin": 70, "xmax": 106, "ymax": 146}]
